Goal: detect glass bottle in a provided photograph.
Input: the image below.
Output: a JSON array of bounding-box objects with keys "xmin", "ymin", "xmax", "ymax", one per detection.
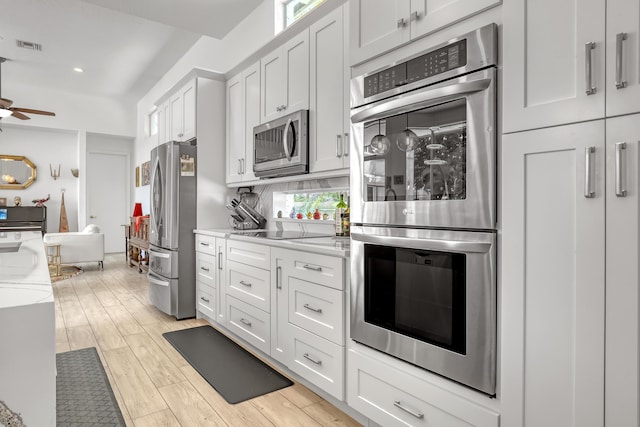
[
  {"xmin": 335, "ymin": 193, "xmax": 347, "ymax": 236},
  {"xmin": 342, "ymin": 196, "xmax": 350, "ymax": 236}
]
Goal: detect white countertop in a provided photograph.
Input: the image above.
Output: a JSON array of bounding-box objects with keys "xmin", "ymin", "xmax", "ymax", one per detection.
[
  {"xmin": 0, "ymin": 231, "xmax": 53, "ymax": 309},
  {"xmin": 194, "ymin": 228, "xmax": 350, "ymax": 257}
]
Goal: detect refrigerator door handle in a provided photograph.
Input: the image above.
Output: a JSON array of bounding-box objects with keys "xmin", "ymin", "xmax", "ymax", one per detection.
[{"xmin": 148, "ymin": 275, "xmax": 170, "ymax": 287}]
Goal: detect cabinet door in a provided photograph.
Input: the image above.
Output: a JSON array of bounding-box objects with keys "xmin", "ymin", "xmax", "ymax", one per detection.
[
  {"xmin": 283, "ymin": 30, "xmax": 309, "ymax": 115},
  {"xmin": 261, "ymin": 47, "xmax": 284, "ymax": 123},
  {"xmin": 349, "ymin": 0, "xmax": 410, "ymax": 66},
  {"xmin": 271, "ymin": 250, "xmax": 290, "ymax": 365},
  {"xmin": 310, "ymin": 6, "xmax": 348, "ymax": 173},
  {"xmin": 242, "ymin": 62, "xmax": 260, "ymax": 181},
  {"xmin": 606, "ymin": 0, "xmax": 640, "ymax": 117},
  {"xmin": 181, "ymin": 80, "xmax": 196, "ymax": 141},
  {"xmin": 501, "ymin": 121, "xmax": 605, "ymax": 427},
  {"xmin": 605, "ymin": 114, "xmax": 640, "ymax": 426},
  {"xmin": 409, "ymin": 0, "xmax": 500, "ymax": 40},
  {"xmin": 503, "ymin": 0, "xmax": 605, "ymax": 133},
  {"xmin": 226, "ymin": 74, "xmax": 244, "ymax": 183},
  {"xmin": 215, "ymin": 238, "xmax": 226, "ymax": 324},
  {"xmin": 170, "ymin": 92, "xmax": 183, "ymax": 141}
]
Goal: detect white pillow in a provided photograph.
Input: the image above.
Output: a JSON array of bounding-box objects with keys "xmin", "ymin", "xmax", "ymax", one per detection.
[{"xmin": 82, "ymin": 224, "xmax": 101, "ymax": 233}]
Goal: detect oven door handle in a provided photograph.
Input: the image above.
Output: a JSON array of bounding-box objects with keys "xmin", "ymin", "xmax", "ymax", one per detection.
[
  {"xmin": 351, "ymin": 232, "xmax": 491, "ymax": 253},
  {"xmin": 351, "ymin": 78, "xmax": 491, "ymax": 124}
]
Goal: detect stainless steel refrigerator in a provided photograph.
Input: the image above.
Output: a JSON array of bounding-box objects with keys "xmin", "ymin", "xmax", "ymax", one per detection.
[{"xmin": 148, "ymin": 140, "xmax": 197, "ymax": 319}]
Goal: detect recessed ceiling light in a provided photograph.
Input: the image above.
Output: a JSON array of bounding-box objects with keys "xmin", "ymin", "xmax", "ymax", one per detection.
[{"xmin": 73, "ymin": 67, "xmax": 84, "ymax": 73}]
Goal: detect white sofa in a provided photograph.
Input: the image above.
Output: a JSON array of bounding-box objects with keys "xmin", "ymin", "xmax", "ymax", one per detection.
[{"xmin": 43, "ymin": 224, "xmax": 105, "ymax": 269}]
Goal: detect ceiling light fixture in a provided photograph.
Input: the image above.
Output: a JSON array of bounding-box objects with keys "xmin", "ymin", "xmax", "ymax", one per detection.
[
  {"xmin": 0, "ymin": 109, "xmax": 12, "ymax": 118},
  {"xmin": 73, "ymin": 67, "xmax": 84, "ymax": 73}
]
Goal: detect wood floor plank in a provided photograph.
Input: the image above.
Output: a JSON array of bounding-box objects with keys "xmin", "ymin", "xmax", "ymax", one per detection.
[
  {"xmin": 133, "ymin": 409, "xmax": 181, "ymax": 427},
  {"xmin": 302, "ymin": 400, "xmax": 362, "ymax": 427},
  {"xmin": 251, "ymin": 392, "xmax": 323, "ymax": 427},
  {"xmin": 102, "ymin": 346, "xmax": 168, "ymax": 419},
  {"xmin": 53, "ymin": 281, "xmax": 78, "ymax": 303},
  {"xmin": 140, "ymin": 322, "xmax": 190, "ymax": 368},
  {"xmin": 105, "ymin": 304, "xmax": 146, "ymax": 336},
  {"xmin": 278, "ymin": 382, "xmax": 322, "ymax": 408},
  {"xmin": 158, "ymin": 381, "xmax": 226, "ymax": 427},
  {"xmin": 84, "ymin": 306, "xmax": 128, "ymax": 350},
  {"xmin": 66, "ymin": 325, "xmax": 98, "ymax": 350},
  {"xmin": 124, "ymin": 333, "xmax": 186, "ymax": 387},
  {"xmin": 88, "ymin": 280, "xmax": 121, "ymax": 307},
  {"xmin": 60, "ymin": 299, "xmax": 89, "ymax": 328}
]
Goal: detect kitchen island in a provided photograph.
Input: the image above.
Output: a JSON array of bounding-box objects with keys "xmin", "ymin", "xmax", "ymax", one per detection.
[{"xmin": 0, "ymin": 231, "xmax": 55, "ymax": 426}]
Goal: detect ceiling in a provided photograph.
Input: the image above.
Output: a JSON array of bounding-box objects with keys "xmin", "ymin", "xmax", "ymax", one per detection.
[{"xmin": 0, "ymin": 0, "xmax": 263, "ymax": 106}]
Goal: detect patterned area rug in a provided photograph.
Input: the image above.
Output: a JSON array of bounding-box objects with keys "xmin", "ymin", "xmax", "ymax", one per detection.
[
  {"xmin": 56, "ymin": 347, "xmax": 126, "ymax": 426},
  {"xmin": 50, "ymin": 265, "xmax": 83, "ymax": 283}
]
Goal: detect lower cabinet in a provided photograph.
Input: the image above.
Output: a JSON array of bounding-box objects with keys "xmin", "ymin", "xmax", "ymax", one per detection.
[
  {"xmin": 226, "ymin": 295, "xmax": 271, "ymax": 355},
  {"xmin": 195, "ymin": 233, "xmax": 225, "ymax": 324},
  {"xmin": 347, "ymin": 349, "xmax": 499, "ymax": 427}
]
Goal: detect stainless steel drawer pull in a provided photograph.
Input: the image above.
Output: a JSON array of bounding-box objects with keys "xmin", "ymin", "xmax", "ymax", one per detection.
[
  {"xmin": 343, "ymin": 133, "xmax": 349, "ymax": 156},
  {"xmin": 239, "ymin": 318, "xmax": 252, "ymax": 327},
  {"xmin": 303, "ymin": 353, "xmax": 322, "ymax": 365},
  {"xmin": 218, "ymin": 251, "xmax": 222, "ymax": 270},
  {"xmin": 393, "ymin": 401, "xmax": 424, "ymax": 419},
  {"xmin": 200, "ymin": 296, "xmax": 210, "ymax": 303},
  {"xmin": 410, "ymin": 11, "xmax": 421, "ymax": 21},
  {"xmin": 336, "ymin": 135, "xmax": 342, "ymax": 158},
  {"xmin": 303, "ymin": 303, "xmax": 323, "ymax": 313},
  {"xmin": 239, "ymin": 280, "xmax": 252, "ymax": 287},
  {"xmin": 585, "ymin": 146, "xmax": 596, "ymax": 198},
  {"xmin": 397, "ymin": 18, "xmax": 407, "ymax": 28},
  {"xmin": 303, "ymin": 264, "xmax": 322, "ymax": 272},
  {"xmin": 276, "ymin": 265, "xmax": 282, "ymax": 290},
  {"xmin": 199, "ymin": 242, "xmax": 210, "ymax": 246},
  {"xmin": 615, "ymin": 142, "xmax": 628, "ymax": 197},
  {"xmin": 585, "ymin": 42, "xmax": 597, "ymax": 95},
  {"xmin": 200, "ymin": 266, "xmax": 210, "ymax": 272},
  {"xmin": 616, "ymin": 32, "xmax": 627, "ymax": 89}
]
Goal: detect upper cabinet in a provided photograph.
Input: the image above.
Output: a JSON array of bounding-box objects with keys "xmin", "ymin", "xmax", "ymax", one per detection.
[
  {"xmin": 261, "ymin": 30, "xmax": 309, "ymax": 123},
  {"xmin": 226, "ymin": 62, "xmax": 259, "ymax": 184},
  {"xmin": 349, "ymin": 0, "xmax": 501, "ymax": 65},
  {"xmin": 157, "ymin": 100, "xmax": 170, "ymax": 146},
  {"xmin": 158, "ymin": 78, "xmax": 197, "ymax": 144},
  {"xmin": 309, "ymin": 5, "xmax": 350, "ymax": 172},
  {"xmin": 503, "ymin": 0, "xmax": 640, "ymax": 133}
]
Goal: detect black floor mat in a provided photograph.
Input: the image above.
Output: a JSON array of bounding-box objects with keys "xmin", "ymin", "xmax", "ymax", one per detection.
[
  {"xmin": 163, "ymin": 325, "xmax": 293, "ymax": 404},
  {"xmin": 56, "ymin": 347, "xmax": 126, "ymax": 426}
]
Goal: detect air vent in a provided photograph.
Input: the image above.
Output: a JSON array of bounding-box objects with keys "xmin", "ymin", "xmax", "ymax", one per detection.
[{"xmin": 16, "ymin": 40, "xmax": 42, "ymax": 51}]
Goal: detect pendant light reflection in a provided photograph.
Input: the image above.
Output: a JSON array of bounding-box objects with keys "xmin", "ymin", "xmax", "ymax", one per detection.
[
  {"xmin": 370, "ymin": 121, "xmax": 390, "ymax": 155},
  {"xmin": 396, "ymin": 115, "xmax": 417, "ymax": 152}
]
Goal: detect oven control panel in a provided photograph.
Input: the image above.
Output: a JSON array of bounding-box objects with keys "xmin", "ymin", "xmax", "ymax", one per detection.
[{"xmin": 364, "ymin": 39, "xmax": 467, "ymax": 98}]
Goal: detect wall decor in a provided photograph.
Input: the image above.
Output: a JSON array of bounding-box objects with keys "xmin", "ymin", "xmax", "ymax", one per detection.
[
  {"xmin": 141, "ymin": 161, "xmax": 150, "ymax": 186},
  {"xmin": 135, "ymin": 166, "xmax": 140, "ymax": 187},
  {"xmin": 0, "ymin": 155, "xmax": 37, "ymax": 189},
  {"xmin": 0, "ymin": 197, "xmax": 5, "ymax": 206}
]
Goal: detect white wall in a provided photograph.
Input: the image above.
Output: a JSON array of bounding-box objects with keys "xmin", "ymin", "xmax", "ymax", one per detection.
[{"xmin": 0, "ymin": 125, "xmax": 79, "ymax": 232}]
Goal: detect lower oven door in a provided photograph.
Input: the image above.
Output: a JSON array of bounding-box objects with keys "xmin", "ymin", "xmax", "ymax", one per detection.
[{"xmin": 350, "ymin": 225, "xmax": 496, "ymax": 395}]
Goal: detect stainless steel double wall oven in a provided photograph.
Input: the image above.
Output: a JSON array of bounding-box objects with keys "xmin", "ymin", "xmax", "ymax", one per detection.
[{"xmin": 349, "ymin": 24, "xmax": 498, "ymax": 395}]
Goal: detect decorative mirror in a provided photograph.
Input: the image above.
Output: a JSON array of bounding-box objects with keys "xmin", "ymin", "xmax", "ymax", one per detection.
[{"xmin": 0, "ymin": 155, "xmax": 37, "ymax": 189}]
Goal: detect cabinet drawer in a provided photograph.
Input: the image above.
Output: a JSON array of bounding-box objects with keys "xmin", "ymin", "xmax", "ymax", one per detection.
[
  {"xmin": 226, "ymin": 296, "xmax": 270, "ymax": 355},
  {"xmin": 226, "ymin": 260, "xmax": 270, "ymax": 312},
  {"xmin": 227, "ymin": 239, "xmax": 270, "ymax": 270},
  {"xmin": 347, "ymin": 350, "xmax": 499, "ymax": 427},
  {"xmin": 289, "ymin": 325, "xmax": 344, "ymax": 400},
  {"xmin": 197, "ymin": 282, "xmax": 216, "ymax": 320},
  {"xmin": 195, "ymin": 234, "xmax": 216, "ymax": 256},
  {"xmin": 289, "ymin": 277, "xmax": 344, "ymax": 345},
  {"xmin": 196, "ymin": 253, "xmax": 216, "ymax": 287},
  {"xmin": 287, "ymin": 250, "xmax": 344, "ymax": 290}
]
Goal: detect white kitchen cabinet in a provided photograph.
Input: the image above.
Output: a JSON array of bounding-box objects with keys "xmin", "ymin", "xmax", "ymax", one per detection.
[
  {"xmin": 501, "ymin": 121, "xmax": 606, "ymax": 427},
  {"xmin": 195, "ymin": 234, "xmax": 226, "ymax": 324},
  {"xmin": 309, "ymin": 5, "xmax": 350, "ymax": 173},
  {"xmin": 226, "ymin": 295, "xmax": 271, "ymax": 355},
  {"xmin": 605, "ymin": 114, "xmax": 640, "ymax": 426},
  {"xmin": 503, "ymin": 0, "xmax": 640, "ymax": 133},
  {"xmin": 260, "ymin": 30, "xmax": 309, "ymax": 123},
  {"xmin": 157, "ymin": 100, "xmax": 170, "ymax": 145},
  {"xmin": 349, "ymin": 0, "xmax": 501, "ymax": 65},
  {"xmin": 226, "ymin": 62, "xmax": 259, "ymax": 184},
  {"xmin": 170, "ymin": 78, "xmax": 196, "ymax": 142}
]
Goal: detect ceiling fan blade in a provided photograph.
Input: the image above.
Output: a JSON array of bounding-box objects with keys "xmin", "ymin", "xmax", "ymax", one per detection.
[
  {"xmin": 0, "ymin": 98, "xmax": 12, "ymax": 108},
  {"xmin": 10, "ymin": 111, "xmax": 30, "ymax": 120},
  {"xmin": 11, "ymin": 107, "xmax": 55, "ymax": 116}
]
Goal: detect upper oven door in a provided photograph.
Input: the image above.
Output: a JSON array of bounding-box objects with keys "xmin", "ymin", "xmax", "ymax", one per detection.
[{"xmin": 350, "ymin": 67, "xmax": 496, "ymax": 230}]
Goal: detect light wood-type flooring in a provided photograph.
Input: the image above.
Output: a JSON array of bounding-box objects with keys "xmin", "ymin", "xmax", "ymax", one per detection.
[{"xmin": 54, "ymin": 253, "xmax": 361, "ymax": 427}]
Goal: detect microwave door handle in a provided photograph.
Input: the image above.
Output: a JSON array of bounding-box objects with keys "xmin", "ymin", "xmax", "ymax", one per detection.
[
  {"xmin": 282, "ymin": 118, "xmax": 293, "ymax": 160},
  {"xmin": 351, "ymin": 78, "xmax": 492, "ymax": 124},
  {"xmin": 351, "ymin": 232, "xmax": 491, "ymax": 253}
]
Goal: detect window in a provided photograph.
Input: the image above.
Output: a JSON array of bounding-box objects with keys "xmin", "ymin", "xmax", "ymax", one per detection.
[
  {"xmin": 148, "ymin": 109, "xmax": 159, "ymax": 137},
  {"xmin": 275, "ymin": 0, "xmax": 325, "ymax": 33},
  {"xmin": 275, "ymin": 190, "xmax": 348, "ymax": 219}
]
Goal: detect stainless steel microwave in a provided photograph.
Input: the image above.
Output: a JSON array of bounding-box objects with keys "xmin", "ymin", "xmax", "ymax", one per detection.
[{"xmin": 253, "ymin": 109, "xmax": 309, "ymax": 178}]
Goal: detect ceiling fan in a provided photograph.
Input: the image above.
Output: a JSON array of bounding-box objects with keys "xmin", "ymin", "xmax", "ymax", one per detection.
[{"xmin": 0, "ymin": 57, "xmax": 56, "ymax": 120}]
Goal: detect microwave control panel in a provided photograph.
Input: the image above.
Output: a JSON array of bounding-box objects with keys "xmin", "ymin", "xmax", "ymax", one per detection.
[{"xmin": 364, "ymin": 39, "xmax": 467, "ymax": 98}]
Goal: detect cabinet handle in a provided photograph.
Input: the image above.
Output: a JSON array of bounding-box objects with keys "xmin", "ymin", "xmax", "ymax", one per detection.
[
  {"xmin": 616, "ymin": 33, "xmax": 627, "ymax": 89},
  {"xmin": 281, "ymin": 105, "xmax": 287, "ymax": 111},
  {"xmin": 410, "ymin": 11, "xmax": 421, "ymax": 21},
  {"xmin": 303, "ymin": 353, "xmax": 322, "ymax": 365},
  {"xmin": 200, "ymin": 296, "xmax": 210, "ymax": 303},
  {"xmin": 276, "ymin": 106, "xmax": 281, "ymax": 112},
  {"xmin": 276, "ymin": 265, "xmax": 282, "ymax": 290},
  {"xmin": 585, "ymin": 42, "xmax": 597, "ymax": 95},
  {"xmin": 397, "ymin": 18, "xmax": 407, "ymax": 28},
  {"xmin": 200, "ymin": 266, "xmax": 210, "ymax": 272},
  {"xmin": 584, "ymin": 146, "xmax": 596, "ymax": 198},
  {"xmin": 239, "ymin": 318, "xmax": 252, "ymax": 327},
  {"xmin": 336, "ymin": 135, "xmax": 342, "ymax": 158},
  {"xmin": 199, "ymin": 242, "xmax": 210, "ymax": 247},
  {"xmin": 393, "ymin": 401, "xmax": 424, "ymax": 419},
  {"xmin": 237, "ymin": 158, "xmax": 242, "ymax": 174},
  {"xmin": 615, "ymin": 142, "xmax": 628, "ymax": 197},
  {"xmin": 303, "ymin": 303, "xmax": 322, "ymax": 313},
  {"xmin": 343, "ymin": 133, "xmax": 349, "ymax": 157},
  {"xmin": 239, "ymin": 280, "xmax": 252, "ymax": 287},
  {"xmin": 303, "ymin": 264, "xmax": 322, "ymax": 272},
  {"xmin": 218, "ymin": 251, "xmax": 222, "ymax": 270}
]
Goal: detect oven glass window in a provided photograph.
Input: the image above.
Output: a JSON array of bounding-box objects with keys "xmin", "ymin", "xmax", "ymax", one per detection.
[
  {"xmin": 364, "ymin": 244, "xmax": 466, "ymax": 353},
  {"xmin": 363, "ymin": 98, "xmax": 466, "ymax": 201}
]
